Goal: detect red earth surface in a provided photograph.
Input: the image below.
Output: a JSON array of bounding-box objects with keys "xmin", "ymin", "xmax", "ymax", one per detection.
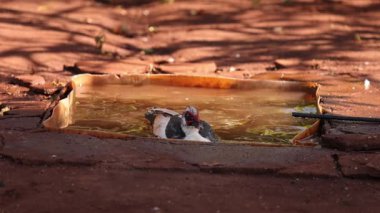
[{"xmin": 1, "ymin": 0, "xmax": 380, "ymax": 212}]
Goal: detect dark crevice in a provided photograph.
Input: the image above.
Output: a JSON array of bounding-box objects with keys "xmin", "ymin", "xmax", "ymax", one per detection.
[
  {"xmin": 123, "ymin": 165, "xmax": 280, "ymax": 176},
  {"xmin": 0, "ymin": 134, "xmax": 4, "ymax": 150},
  {"xmin": 102, "ymin": 164, "xmax": 342, "ymax": 179},
  {"xmin": 0, "ymin": 115, "xmax": 42, "ymax": 120},
  {"xmin": 0, "ymin": 128, "xmax": 40, "ymax": 132},
  {"xmin": 198, "ymin": 167, "xmax": 279, "ymax": 176},
  {"xmin": 9, "ymin": 77, "xmax": 61, "ymax": 96},
  {"xmin": 0, "ymin": 153, "xmax": 97, "ymax": 167},
  {"xmin": 128, "ymin": 161, "xmax": 280, "ymax": 176},
  {"xmin": 331, "ymin": 153, "xmax": 344, "ymax": 176},
  {"xmin": 63, "ymin": 64, "xmax": 110, "ymax": 75},
  {"xmin": 98, "ymin": 161, "xmax": 380, "ymax": 179}
]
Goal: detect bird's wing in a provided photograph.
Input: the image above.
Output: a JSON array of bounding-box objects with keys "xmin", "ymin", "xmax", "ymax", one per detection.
[
  {"xmin": 145, "ymin": 107, "xmax": 179, "ymax": 125},
  {"xmin": 149, "ymin": 107, "xmax": 180, "ymax": 116},
  {"xmin": 165, "ymin": 115, "xmax": 186, "ymax": 139},
  {"xmin": 199, "ymin": 121, "xmax": 220, "ymax": 143}
]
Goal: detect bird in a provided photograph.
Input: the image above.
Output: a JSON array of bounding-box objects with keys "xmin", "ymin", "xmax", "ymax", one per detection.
[{"xmin": 145, "ymin": 106, "xmax": 219, "ymax": 143}]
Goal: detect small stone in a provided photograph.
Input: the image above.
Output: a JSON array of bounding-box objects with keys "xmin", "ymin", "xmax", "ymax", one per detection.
[
  {"xmin": 143, "ymin": 10, "xmax": 150, "ymax": 16},
  {"xmin": 228, "ymin": 66, "xmax": 237, "ymax": 72},
  {"xmin": 274, "ymin": 59, "xmax": 301, "ymax": 69},
  {"xmin": 355, "ymin": 33, "xmax": 362, "ymax": 42},
  {"xmin": 118, "ymin": 9, "xmax": 127, "ymax": 16},
  {"xmin": 167, "ymin": 57, "xmax": 175, "ymax": 63},
  {"xmin": 84, "ymin": 17, "xmax": 93, "ymax": 24},
  {"xmin": 152, "ymin": 206, "xmax": 161, "ymax": 212},
  {"xmin": 364, "ymin": 79, "xmax": 370, "ymax": 90},
  {"xmin": 188, "ymin": 9, "xmax": 203, "ymax": 16},
  {"xmin": 273, "ymin": 26, "xmax": 283, "ymax": 34},
  {"xmin": 148, "ymin": 26, "xmax": 156, "ymax": 33},
  {"xmin": 243, "ymin": 73, "xmax": 251, "ymax": 79},
  {"xmin": 37, "ymin": 5, "xmax": 48, "ymax": 12}
]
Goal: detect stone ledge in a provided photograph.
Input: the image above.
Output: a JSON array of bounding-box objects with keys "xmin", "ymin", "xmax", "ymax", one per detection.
[
  {"xmin": 322, "ymin": 134, "xmax": 380, "ymax": 151},
  {"xmin": 338, "ymin": 153, "xmax": 380, "ymax": 178},
  {"xmin": 0, "ymin": 130, "xmax": 343, "ymax": 178}
]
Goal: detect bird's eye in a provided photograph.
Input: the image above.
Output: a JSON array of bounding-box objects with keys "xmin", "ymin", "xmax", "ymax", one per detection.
[{"xmin": 185, "ymin": 112, "xmax": 193, "ymax": 120}]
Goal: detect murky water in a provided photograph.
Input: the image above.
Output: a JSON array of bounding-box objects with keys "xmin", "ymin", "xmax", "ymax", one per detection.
[{"xmin": 69, "ymin": 84, "xmax": 317, "ymax": 144}]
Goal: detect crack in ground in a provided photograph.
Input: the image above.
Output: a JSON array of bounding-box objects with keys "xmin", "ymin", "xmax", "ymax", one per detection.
[
  {"xmin": 198, "ymin": 166, "xmax": 280, "ymax": 175},
  {"xmin": 0, "ymin": 115, "xmax": 42, "ymax": 120},
  {"xmin": 0, "ymin": 152, "xmax": 376, "ymax": 179},
  {"xmin": 0, "ymin": 153, "xmax": 97, "ymax": 168},
  {"xmin": 106, "ymin": 163, "xmax": 284, "ymax": 176},
  {"xmin": 115, "ymin": 161, "xmax": 283, "ymax": 176},
  {"xmin": 331, "ymin": 153, "xmax": 344, "ymax": 177},
  {"xmin": 0, "ymin": 134, "xmax": 4, "ymax": 150},
  {"xmin": 9, "ymin": 76, "xmax": 61, "ymax": 96}
]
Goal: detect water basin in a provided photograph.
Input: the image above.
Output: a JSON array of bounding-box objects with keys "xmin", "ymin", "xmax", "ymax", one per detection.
[{"xmin": 42, "ymin": 74, "xmax": 321, "ymax": 145}]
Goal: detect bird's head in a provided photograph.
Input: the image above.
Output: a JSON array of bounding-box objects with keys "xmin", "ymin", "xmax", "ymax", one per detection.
[{"xmin": 183, "ymin": 106, "xmax": 200, "ymax": 128}]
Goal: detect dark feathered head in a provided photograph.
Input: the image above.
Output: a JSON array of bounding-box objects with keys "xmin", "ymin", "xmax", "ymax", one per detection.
[{"xmin": 183, "ymin": 106, "xmax": 200, "ymax": 127}]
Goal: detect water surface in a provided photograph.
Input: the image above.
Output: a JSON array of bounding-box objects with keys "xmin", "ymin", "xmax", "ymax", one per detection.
[{"xmin": 69, "ymin": 84, "xmax": 316, "ymax": 144}]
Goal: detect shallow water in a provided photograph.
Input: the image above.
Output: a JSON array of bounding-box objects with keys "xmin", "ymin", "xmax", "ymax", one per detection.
[{"xmin": 69, "ymin": 84, "xmax": 317, "ymax": 144}]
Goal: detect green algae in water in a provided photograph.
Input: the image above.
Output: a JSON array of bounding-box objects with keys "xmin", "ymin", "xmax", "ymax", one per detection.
[{"xmin": 69, "ymin": 84, "xmax": 317, "ymax": 144}]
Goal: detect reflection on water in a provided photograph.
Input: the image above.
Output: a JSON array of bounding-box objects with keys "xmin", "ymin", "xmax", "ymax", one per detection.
[{"xmin": 69, "ymin": 84, "xmax": 317, "ymax": 144}]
